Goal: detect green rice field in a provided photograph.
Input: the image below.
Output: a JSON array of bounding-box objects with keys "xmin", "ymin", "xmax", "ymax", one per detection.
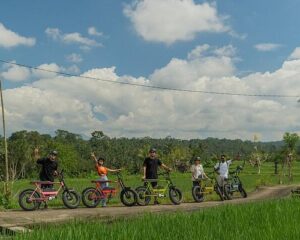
[{"xmin": 14, "ymin": 197, "xmax": 300, "ymax": 240}]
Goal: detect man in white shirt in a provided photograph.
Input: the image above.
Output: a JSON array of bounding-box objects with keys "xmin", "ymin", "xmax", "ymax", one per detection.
[
  {"xmin": 191, "ymin": 157, "xmax": 208, "ymax": 187},
  {"xmin": 214, "ymin": 154, "xmax": 233, "ymax": 191}
]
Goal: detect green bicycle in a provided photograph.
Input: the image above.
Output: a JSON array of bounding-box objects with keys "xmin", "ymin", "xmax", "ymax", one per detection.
[
  {"xmin": 136, "ymin": 171, "xmax": 183, "ymax": 205},
  {"xmin": 192, "ymin": 171, "xmax": 225, "ymax": 202}
]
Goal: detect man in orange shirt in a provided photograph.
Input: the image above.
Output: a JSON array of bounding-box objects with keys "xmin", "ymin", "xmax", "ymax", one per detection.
[{"xmin": 91, "ymin": 152, "xmax": 121, "ymax": 207}]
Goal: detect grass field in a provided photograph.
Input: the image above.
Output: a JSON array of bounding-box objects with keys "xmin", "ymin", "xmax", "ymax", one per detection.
[
  {"xmin": 4, "ymin": 161, "xmax": 300, "ymax": 209},
  {"xmin": 14, "ymin": 197, "xmax": 300, "ymax": 240}
]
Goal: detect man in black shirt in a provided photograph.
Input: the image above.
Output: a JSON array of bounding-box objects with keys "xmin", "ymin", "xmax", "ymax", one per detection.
[
  {"xmin": 143, "ymin": 148, "xmax": 172, "ymax": 204},
  {"xmin": 34, "ymin": 148, "xmax": 58, "ymax": 186}
]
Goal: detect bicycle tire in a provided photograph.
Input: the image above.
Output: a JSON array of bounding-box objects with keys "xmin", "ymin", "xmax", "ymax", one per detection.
[{"xmin": 19, "ymin": 189, "xmax": 41, "ymax": 211}]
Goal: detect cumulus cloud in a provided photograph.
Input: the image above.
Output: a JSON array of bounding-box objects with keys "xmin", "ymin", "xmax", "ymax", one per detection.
[
  {"xmin": 1, "ymin": 61, "xmax": 80, "ymax": 82},
  {"xmin": 0, "ymin": 22, "xmax": 36, "ymax": 48},
  {"xmin": 124, "ymin": 0, "xmax": 229, "ymax": 44},
  {"xmin": 254, "ymin": 43, "xmax": 282, "ymax": 52},
  {"xmin": 88, "ymin": 27, "xmax": 103, "ymax": 36},
  {"xmin": 45, "ymin": 27, "xmax": 102, "ymax": 49},
  {"xmin": 1, "ymin": 45, "xmax": 300, "ymax": 140},
  {"xmin": 289, "ymin": 47, "xmax": 300, "ymax": 60},
  {"xmin": 1, "ymin": 62, "xmax": 31, "ymax": 82}
]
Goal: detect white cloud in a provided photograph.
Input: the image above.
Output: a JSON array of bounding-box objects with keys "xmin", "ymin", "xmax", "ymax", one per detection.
[
  {"xmin": 289, "ymin": 47, "xmax": 300, "ymax": 60},
  {"xmin": 66, "ymin": 53, "xmax": 83, "ymax": 63},
  {"xmin": 254, "ymin": 43, "xmax": 282, "ymax": 52},
  {"xmin": 124, "ymin": 0, "xmax": 229, "ymax": 44},
  {"xmin": 45, "ymin": 28, "xmax": 102, "ymax": 49},
  {"xmin": 2, "ymin": 45, "xmax": 300, "ymax": 140},
  {"xmin": 88, "ymin": 27, "xmax": 103, "ymax": 36},
  {"xmin": 0, "ymin": 22, "xmax": 36, "ymax": 48},
  {"xmin": 1, "ymin": 63, "xmax": 30, "ymax": 82}
]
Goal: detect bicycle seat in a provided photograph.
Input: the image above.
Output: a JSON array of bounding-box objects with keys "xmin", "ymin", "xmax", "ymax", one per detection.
[
  {"xmin": 91, "ymin": 180, "xmax": 112, "ymax": 183},
  {"xmin": 102, "ymin": 187, "xmax": 115, "ymax": 191},
  {"xmin": 30, "ymin": 181, "xmax": 53, "ymax": 184},
  {"xmin": 143, "ymin": 179, "xmax": 158, "ymax": 182},
  {"xmin": 41, "ymin": 188, "xmax": 57, "ymax": 192}
]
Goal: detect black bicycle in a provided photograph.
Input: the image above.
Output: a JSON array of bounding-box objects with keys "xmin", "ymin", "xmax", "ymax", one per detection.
[{"xmin": 223, "ymin": 163, "xmax": 247, "ymax": 200}]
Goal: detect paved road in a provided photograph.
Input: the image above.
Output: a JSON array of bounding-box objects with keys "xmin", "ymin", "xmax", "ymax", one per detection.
[{"xmin": 0, "ymin": 185, "xmax": 294, "ymax": 233}]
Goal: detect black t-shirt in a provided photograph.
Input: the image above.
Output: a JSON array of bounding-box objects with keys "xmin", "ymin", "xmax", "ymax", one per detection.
[
  {"xmin": 143, "ymin": 157, "xmax": 162, "ymax": 179},
  {"xmin": 37, "ymin": 158, "xmax": 58, "ymax": 182}
]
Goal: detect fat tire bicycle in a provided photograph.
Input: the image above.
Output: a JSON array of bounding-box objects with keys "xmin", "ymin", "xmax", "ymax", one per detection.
[
  {"xmin": 82, "ymin": 171, "xmax": 137, "ymax": 207},
  {"xmin": 223, "ymin": 164, "xmax": 247, "ymax": 200},
  {"xmin": 136, "ymin": 171, "xmax": 183, "ymax": 205},
  {"xmin": 192, "ymin": 171, "xmax": 225, "ymax": 202},
  {"xmin": 18, "ymin": 170, "xmax": 80, "ymax": 211}
]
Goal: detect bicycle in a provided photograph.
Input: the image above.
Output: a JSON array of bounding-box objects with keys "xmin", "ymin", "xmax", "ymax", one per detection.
[
  {"xmin": 136, "ymin": 171, "xmax": 183, "ymax": 205},
  {"xmin": 223, "ymin": 162, "xmax": 247, "ymax": 200},
  {"xmin": 192, "ymin": 171, "xmax": 224, "ymax": 202},
  {"xmin": 18, "ymin": 170, "xmax": 80, "ymax": 211},
  {"xmin": 82, "ymin": 171, "xmax": 137, "ymax": 207}
]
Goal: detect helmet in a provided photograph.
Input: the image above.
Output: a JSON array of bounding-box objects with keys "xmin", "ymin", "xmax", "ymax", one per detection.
[
  {"xmin": 50, "ymin": 150, "xmax": 58, "ymax": 156},
  {"xmin": 149, "ymin": 148, "xmax": 157, "ymax": 153},
  {"xmin": 194, "ymin": 157, "xmax": 201, "ymax": 162}
]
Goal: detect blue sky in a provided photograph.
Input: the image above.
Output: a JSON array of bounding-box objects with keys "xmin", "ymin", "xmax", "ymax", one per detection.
[
  {"xmin": 1, "ymin": 0, "xmax": 300, "ymax": 79},
  {"xmin": 0, "ymin": 0, "xmax": 299, "ymax": 140}
]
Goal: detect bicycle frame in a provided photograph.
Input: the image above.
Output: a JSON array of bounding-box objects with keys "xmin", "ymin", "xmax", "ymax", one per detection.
[
  {"xmin": 143, "ymin": 172, "xmax": 174, "ymax": 198},
  {"xmin": 27, "ymin": 180, "xmax": 64, "ymax": 202},
  {"xmin": 91, "ymin": 173, "xmax": 127, "ymax": 200}
]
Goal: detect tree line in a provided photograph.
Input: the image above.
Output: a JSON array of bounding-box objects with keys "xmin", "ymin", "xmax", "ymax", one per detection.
[{"xmin": 0, "ymin": 129, "xmax": 299, "ymax": 179}]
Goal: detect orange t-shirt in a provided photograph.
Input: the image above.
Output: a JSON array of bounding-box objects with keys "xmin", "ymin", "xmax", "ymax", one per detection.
[{"xmin": 96, "ymin": 164, "xmax": 108, "ymax": 176}]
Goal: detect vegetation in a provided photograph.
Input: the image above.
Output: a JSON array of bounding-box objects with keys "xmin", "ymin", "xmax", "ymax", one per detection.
[
  {"xmin": 0, "ymin": 129, "xmax": 298, "ymax": 180},
  {"xmin": 0, "ymin": 129, "xmax": 299, "ymax": 209},
  {"xmin": 14, "ymin": 198, "xmax": 300, "ymax": 240}
]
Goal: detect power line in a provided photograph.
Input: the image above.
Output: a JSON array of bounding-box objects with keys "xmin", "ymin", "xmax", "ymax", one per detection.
[{"xmin": 0, "ymin": 59, "xmax": 299, "ymax": 98}]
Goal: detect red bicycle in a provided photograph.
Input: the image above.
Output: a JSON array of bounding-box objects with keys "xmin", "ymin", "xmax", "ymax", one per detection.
[
  {"xmin": 82, "ymin": 171, "xmax": 137, "ymax": 207},
  {"xmin": 18, "ymin": 170, "xmax": 80, "ymax": 211}
]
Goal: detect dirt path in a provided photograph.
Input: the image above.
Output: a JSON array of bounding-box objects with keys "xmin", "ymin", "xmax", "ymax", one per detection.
[{"xmin": 0, "ymin": 185, "xmax": 294, "ymax": 233}]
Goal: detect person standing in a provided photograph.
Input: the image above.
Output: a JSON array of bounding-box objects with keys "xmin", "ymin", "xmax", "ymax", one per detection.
[
  {"xmin": 143, "ymin": 148, "xmax": 172, "ymax": 205},
  {"xmin": 191, "ymin": 157, "xmax": 208, "ymax": 187},
  {"xmin": 33, "ymin": 148, "xmax": 58, "ymax": 208},
  {"xmin": 214, "ymin": 154, "xmax": 233, "ymax": 194},
  {"xmin": 91, "ymin": 152, "xmax": 121, "ymax": 207},
  {"xmin": 33, "ymin": 148, "xmax": 58, "ymax": 186}
]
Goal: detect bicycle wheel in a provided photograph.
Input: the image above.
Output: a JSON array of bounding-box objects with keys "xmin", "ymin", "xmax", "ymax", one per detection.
[
  {"xmin": 239, "ymin": 186, "xmax": 247, "ymax": 198},
  {"xmin": 192, "ymin": 186, "xmax": 204, "ymax": 202},
  {"xmin": 62, "ymin": 190, "xmax": 80, "ymax": 209},
  {"xmin": 120, "ymin": 189, "xmax": 137, "ymax": 207},
  {"xmin": 135, "ymin": 186, "xmax": 151, "ymax": 206},
  {"xmin": 224, "ymin": 184, "xmax": 232, "ymax": 200},
  {"xmin": 169, "ymin": 187, "xmax": 183, "ymax": 205},
  {"xmin": 215, "ymin": 185, "xmax": 224, "ymax": 201},
  {"xmin": 19, "ymin": 189, "xmax": 41, "ymax": 211},
  {"xmin": 82, "ymin": 187, "xmax": 101, "ymax": 208}
]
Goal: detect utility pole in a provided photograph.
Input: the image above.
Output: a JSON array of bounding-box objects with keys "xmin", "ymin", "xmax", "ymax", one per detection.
[{"xmin": 0, "ymin": 79, "xmax": 9, "ymax": 194}]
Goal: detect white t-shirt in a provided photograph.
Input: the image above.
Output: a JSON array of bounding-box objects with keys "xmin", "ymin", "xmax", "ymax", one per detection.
[
  {"xmin": 214, "ymin": 160, "xmax": 232, "ymax": 178},
  {"xmin": 191, "ymin": 164, "xmax": 204, "ymax": 180}
]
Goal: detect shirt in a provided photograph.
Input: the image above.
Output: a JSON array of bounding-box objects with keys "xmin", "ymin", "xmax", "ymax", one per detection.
[
  {"xmin": 190, "ymin": 164, "xmax": 204, "ymax": 181},
  {"xmin": 96, "ymin": 164, "xmax": 108, "ymax": 176},
  {"xmin": 143, "ymin": 157, "xmax": 162, "ymax": 179},
  {"xmin": 36, "ymin": 158, "xmax": 58, "ymax": 182},
  {"xmin": 214, "ymin": 160, "xmax": 232, "ymax": 178}
]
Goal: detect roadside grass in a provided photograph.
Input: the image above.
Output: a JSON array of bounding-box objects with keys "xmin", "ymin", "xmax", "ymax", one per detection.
[
  {"xmin": 14, "ymin": 197, "xmax": 300, "ymax": 240},
  {"xmin": 3, "ymin": 161, "xmax": 300, "ymax": 209}
]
